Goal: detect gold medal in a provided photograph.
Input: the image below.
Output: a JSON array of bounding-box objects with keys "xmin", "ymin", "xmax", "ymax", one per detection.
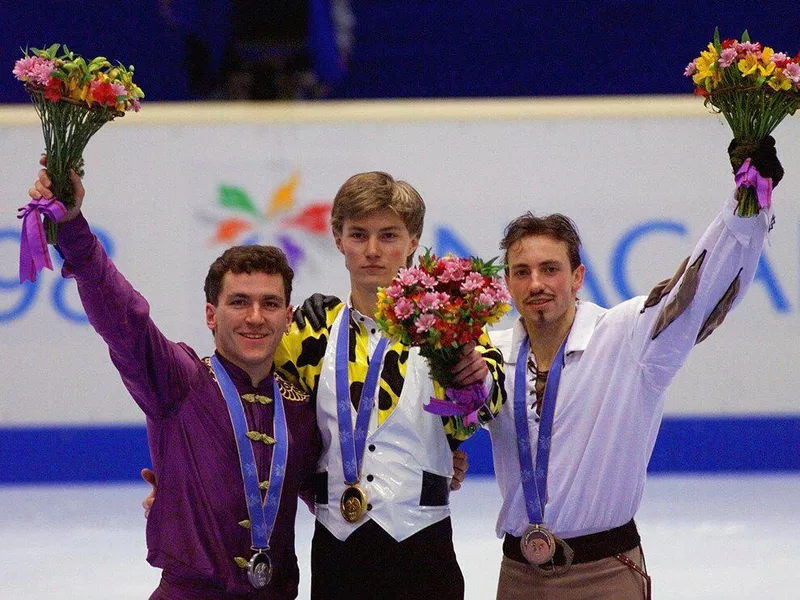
[
  {"xmin": 520, "ymin": 524, "xmax": 556, "ymax": 565},
  {"xmin": 340, "ymin": 484, "xmax": 368, "ymax": 523}
]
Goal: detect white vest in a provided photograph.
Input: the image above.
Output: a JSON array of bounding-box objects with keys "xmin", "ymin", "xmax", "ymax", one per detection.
[{"xmin": 315, "ymin": 309, "xmax": 454, "ymax": 542}]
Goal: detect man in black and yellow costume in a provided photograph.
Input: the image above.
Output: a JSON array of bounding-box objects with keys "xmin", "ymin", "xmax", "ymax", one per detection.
[{"xmin": 277, "ymin": 171, "xmax": 505, "ymax": 599}]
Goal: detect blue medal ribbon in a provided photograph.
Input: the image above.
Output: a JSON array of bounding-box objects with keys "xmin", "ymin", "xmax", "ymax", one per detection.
[
  {"xmin": 336, "ymin": 305, "xmax": 388, "ymax": 485},
  {"xmin": 514, "ymin": 332, "xmax": 567, "ymax": 525},
  {"xmin": 211, "ymin": 355, "xmax": 288, "ymax": 551}
]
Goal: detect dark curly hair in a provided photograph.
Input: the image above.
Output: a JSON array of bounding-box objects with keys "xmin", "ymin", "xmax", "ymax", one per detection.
[{"xmin": 204, "ymin": 245, "xmax": 294, "ymax": 305}]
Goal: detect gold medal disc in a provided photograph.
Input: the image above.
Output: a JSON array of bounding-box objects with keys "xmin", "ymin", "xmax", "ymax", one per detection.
[{"xmin": 340, "ymin": 485, "xmax": 368, "ymax": 523}]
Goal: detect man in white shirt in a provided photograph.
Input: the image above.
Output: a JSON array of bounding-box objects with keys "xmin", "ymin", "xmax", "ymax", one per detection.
[{"xmin": 486, "ymin": 138, "xmax": 783, "ymax": 599}]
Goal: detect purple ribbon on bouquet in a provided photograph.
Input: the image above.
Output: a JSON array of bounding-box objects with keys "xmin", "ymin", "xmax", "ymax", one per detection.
[
  {"xmin": 425, "ymin": 381, "xmax": 487, "ymax": 426},
  {"xmin": 17, "ymin": 197, "xmax": 67, "ymax": 283},
  {"xmin": 735, "ymin": 158, "xmax": 773, "ymax": 210}
]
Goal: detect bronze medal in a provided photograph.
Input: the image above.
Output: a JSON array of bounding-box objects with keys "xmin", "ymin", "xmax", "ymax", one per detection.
[
  {"xmin": 340, "ymin": 485, "xmax": 368, "ymax": 523},
  {"xmin": 520, "ymin": 524, "xmax": 556, "ymax": 565}
]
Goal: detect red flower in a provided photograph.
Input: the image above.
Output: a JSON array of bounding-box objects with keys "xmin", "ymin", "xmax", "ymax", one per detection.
[
  {"xmin": 721, "ymin": 39, "xmax": 737, "ymax": 49},
  {"xmin": 92, "ymin": 81, "xmax": 118, "ymax": 107},
  {"xmin": 693, "ymin": 86, "xmax": 710, "ymax": 98},
  {"xmin": 44, "ymin": 77, "xmax": 62, "ymax": 101},
  {"xmin": 794, "ymin": 50, "xmax": 800, "ymax": 63}
]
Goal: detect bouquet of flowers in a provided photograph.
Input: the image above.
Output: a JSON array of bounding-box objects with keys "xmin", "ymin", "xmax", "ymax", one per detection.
[
  {"xmin": 685, "ymin": 29, "xmax": 800, "ymax": 217},
  {"xmin": 14, "ymin": 44, "xmax": 144, "ymax": 281},
  {"xmin": 376, "ymin": 249, "xmax": 512, "ymax": 422}
]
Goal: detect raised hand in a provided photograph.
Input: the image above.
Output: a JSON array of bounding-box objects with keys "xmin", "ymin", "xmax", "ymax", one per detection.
[{"xmin": 28, "ymin": 155, "xmax": 84, "ymax": 222}]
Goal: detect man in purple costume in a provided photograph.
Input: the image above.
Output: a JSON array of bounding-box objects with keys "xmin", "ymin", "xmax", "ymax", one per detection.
[{"xmin": 28, "ymin": 161, "xmax": 320, "ymax": 599}]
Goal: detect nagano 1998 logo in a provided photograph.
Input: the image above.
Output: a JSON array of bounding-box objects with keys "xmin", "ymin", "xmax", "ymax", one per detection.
[{"xmin": 200, "ymin": 172, "xmax": 333, "ymax": 271}]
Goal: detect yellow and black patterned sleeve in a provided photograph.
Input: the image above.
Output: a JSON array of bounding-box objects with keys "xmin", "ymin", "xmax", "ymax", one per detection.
[
  {"xmin": 274, "ymin": 297, "xmax": 345, "ymax": 397},
  {"xmin": 441, "ymin": 329, "xmax": 507, "ymax": 444}
]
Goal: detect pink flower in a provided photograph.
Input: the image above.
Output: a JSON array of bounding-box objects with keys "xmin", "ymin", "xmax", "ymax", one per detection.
[
  {"xmin": 130, "ymin": 98, "xmax": 142, "ymax": 112},
  {"xmin": 415, "ymin": 313, "xmax": 436, "ymax": 333},
  {"xmin": 477, "ymin": 292, "xmax": 495, "ymax": 306},
  {"xmin": 684, "ymin": 59, "xmax": 697, "ymax": 76},
  {"xmin": 783, "ymin": 62, "xmax": 800, "ymax": 83},
  {"xmin": 397, "ymin": 268, "xmax": 421, "ymax": 287},
  {"xmin": 439, "ymin": 259, "xmax": 465, "ymax": 283},
  {"xmin": 110, "ymin": 82, "xmax": 127, "ymax": 98},
  {"xmin": 420, "ymin": 273, "xmax": 437, "ymax": 288},
  {"xmin": 394, "ymin": 297, "xmax": 415, "ymax": 320},
  {"xmin": 385, "ymin": 283, "xmax": 404, "ymax": 299},
  {"xmin": 718, "ymin": 48, "xmax": 737, "ymax": 68},
  {"xmin": 491, "ymin": 281, "xmax": 512, "ymax": 303},
  {"xmin": 735, "ymin": 41, "xmax": 761, "ymax": 57},
  {"xmin": 13, "ymin": 56, "xmax": 55, "ymax": 86},
  {"xmin": 460, "ymin": 272, "xmax": 485, "ymax": 293},
  {"xmin": 418, "ymin": 292, "xmax": 442, "ymax": 311}
]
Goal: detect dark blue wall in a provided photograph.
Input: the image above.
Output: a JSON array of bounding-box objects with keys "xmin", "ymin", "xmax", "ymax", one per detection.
[
  {"xmin": 2, "ymin": 2, "xmax": 799, "ymax": 102},
  {"xmin": 3, "ymin": 417, "xmax": 800, "ymax": 483}
]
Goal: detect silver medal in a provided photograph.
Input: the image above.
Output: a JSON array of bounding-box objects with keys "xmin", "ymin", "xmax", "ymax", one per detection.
[{"xmin": 247, "ymin": 551, "xmax": 272, "ymax": 589}]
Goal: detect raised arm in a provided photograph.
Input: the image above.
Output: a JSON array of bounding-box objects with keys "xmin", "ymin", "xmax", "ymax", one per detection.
[{"xmin": 629, "ymin": 139, "xmax": 781, "ymax": 387}]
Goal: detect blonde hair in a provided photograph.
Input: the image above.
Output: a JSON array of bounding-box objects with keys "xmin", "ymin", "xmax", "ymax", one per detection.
[{"xmin": 331, "ymin": 171, "xmax": 425, "ymax": 239}]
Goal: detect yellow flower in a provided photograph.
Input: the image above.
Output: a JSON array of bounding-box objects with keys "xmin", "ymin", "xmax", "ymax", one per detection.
[
  {"xmin": 738, "ymin": 54, "xmax": 759, "ymax": 78},
  {"xmin": 758, "ymin": 48, "xmax": 776, "ymax": 77},
  {"xmin": 65, "ymin": 76, "xmax": 82, "ymax": 100},
  {"xmin": 79, "ymin": 84, "xmax": 94, "ymax": 106},
  {"xmin": 692, "ymin": 44, "xmax": 720, "ymax": 87},
  {"xmin": 768, "ymin": 69, "xmax": 792, "ymax": 91}
]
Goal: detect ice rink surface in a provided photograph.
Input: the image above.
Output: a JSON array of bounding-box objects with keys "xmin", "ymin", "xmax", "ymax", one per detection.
[{"xmin": 1, "ymin": 474, "xmax": 798, "ymax": 599}]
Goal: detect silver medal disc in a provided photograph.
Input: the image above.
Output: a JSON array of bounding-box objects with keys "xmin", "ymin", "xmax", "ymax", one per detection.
[{"xmin": 247, "ymin": 551, "xmax": 272, "ymax": 589}]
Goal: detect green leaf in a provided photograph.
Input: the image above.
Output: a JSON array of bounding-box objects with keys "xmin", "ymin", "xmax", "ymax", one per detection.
[
  {"xmin": 46, "ymin": 43, "xmax": 60, "ymax": 57},
  {"xmin": 741, "ymin": 30, "xmax": 750, "ymax": 43},
  {"xmin": 713, "ymin": 27, "xmax": 722, "ymax": 53},
  {"xmin": 218, "ymin": 185, "xmax": 259, "ymax": 216},
  {"xmin": 88, "ymin": 58, "xmax": 110, "ymax": 73},
  {"xmin": 62, "ymin": 44, "xmax": 70, "ymax": 56}
]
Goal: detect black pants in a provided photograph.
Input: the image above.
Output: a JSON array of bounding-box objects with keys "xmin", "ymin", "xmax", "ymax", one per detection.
[{"xmin": 310, "ymin": 518, "xmax": 465, "ymax": 600}]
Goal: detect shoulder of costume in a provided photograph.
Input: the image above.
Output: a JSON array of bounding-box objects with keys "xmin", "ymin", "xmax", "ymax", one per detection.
[{"xmin": 276, "ymin": 373, "xmax": 311, "ymax": 403}]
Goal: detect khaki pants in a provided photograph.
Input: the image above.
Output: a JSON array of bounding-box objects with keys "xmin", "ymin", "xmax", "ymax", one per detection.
[{"xmin": 496, "ymin": 546, "xmax": 648, "ymax": 600}]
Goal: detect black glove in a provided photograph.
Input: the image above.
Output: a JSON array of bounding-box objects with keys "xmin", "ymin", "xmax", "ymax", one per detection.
[
  {"xmin": 728, "ymin": 135, "xmax": 784, "ymax": 187},
  {"xmin": 292, "ymin": 293, "xmax": 341, "ymax": 331}
]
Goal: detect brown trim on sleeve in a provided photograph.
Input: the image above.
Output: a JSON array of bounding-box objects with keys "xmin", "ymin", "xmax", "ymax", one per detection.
[
  {"xmin": 695, "ymin": 269, "xmax": 742, "ymax": 345},
  {"xmin": 642, "ymin": 255, "xmax": 690, "ymax": 311},
  {"xmin": 650, "ymin": 250, "xmax": 707, "ymax": 340}
]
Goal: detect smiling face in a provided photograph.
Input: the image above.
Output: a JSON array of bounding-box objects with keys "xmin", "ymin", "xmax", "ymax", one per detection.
[
  {"xmin": 205, "ymin": 271, "xmax": 292, "ymax": 385},
  {"xmin": 505, "ymin": 234, "xmax": 585, "ymax": 335},
  {"xmin": 334, "ymin": 207, "xmax": 419, "ymax": 299}
]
